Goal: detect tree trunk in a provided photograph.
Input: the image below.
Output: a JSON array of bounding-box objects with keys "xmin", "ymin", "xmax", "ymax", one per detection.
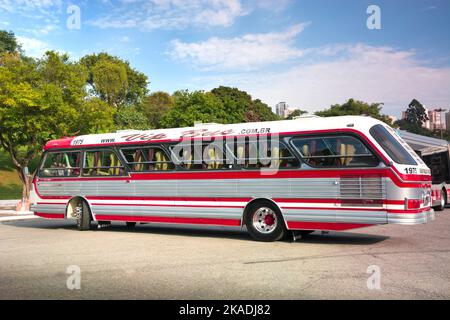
[{"xmin": 16, "ymin": 167, "xmax": 31, "ymax": 211}]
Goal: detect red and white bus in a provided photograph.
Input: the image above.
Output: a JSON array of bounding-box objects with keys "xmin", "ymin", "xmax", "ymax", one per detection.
[{"xmin": 30, "ymin": 116, "xmax": 434, "ymax": 241}]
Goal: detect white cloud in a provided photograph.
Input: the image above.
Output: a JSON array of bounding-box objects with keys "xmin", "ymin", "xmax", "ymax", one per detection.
[
  {"xmin": 188, "ymin": 44, "xmax": 450, "ymax": 117},
  {"xmin": 0, "ymin": 0, "xmax": 62, "ymax": 13},
  {"xmin": 169, "ymin": 23, "xmax": 310, "ymax": 71},
  {"xmin": 89, "ymin": 0, "xmax": 246, "ymax": 30},
  {"xmin": 16, "ymin": 36, "xmax": 52, "ymax": 57}
]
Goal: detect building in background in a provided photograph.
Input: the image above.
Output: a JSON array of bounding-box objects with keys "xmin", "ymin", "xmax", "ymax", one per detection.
[
  {"xmin": 275, "ymin": 102, "xmax": 296, "ymax": 118},
  {"xmin": 445, "ymin": 112, "xmax": 450, "ymax": 132},
  {"xmin": 429, "ymin": 109, "xmax": 446, "ymax": 131},
  {"xmin": 401, "ymin": 106, "xmax": 445, "ymax": 131}
]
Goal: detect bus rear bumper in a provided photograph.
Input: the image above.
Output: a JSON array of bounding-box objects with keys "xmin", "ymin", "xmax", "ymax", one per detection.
[{"xmin": 388, "ymin": 208, "xmax": 435, "ymax": 225}]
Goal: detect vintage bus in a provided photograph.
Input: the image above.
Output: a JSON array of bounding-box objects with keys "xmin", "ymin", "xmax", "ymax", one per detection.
[{"xmin": 30, "ymin": 116, "xmax": 435, "ymax": 241}]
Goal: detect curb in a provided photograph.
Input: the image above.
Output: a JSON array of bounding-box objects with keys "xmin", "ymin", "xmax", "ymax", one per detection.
[{"xmin": 0, "ymin": 215, "xmax": 39, "ymax": 222}]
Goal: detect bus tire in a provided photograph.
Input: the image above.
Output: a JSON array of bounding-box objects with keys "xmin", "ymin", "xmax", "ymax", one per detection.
[
  {"xmin": 245, "ymin": 201, "xmax": 286, "ymax": 242},
  {"xmin": 76, "ymin": 200, "xmax": 92, "ymax": 231},
  {"xmin": 435, "ymin": 189, "xmax": 446, "ymax": 211}
]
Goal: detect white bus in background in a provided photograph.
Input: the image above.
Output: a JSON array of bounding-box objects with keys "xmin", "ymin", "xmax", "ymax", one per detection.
[
  {"xmin": 30, "ymin": 116, "xmax": 434, "ymax": 242},
  {"xmin": 399, "ymin": 130, "xmax": 450, "ymax": 211}
]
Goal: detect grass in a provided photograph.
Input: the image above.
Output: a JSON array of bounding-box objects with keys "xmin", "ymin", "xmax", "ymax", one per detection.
[{"xmin": 0, "ymin": 150, "xmax": 39, "ymax": 200}]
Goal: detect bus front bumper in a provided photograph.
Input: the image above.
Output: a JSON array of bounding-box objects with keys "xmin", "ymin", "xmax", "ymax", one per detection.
[{"xmin": 388, "ymin": 208, "xmax": 435, "ymax": 225}]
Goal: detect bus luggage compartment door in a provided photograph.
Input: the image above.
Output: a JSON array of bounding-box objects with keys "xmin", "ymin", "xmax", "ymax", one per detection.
[{"xmin": 339, "ymin": 174, "xmax": 387, "ymax": 225}]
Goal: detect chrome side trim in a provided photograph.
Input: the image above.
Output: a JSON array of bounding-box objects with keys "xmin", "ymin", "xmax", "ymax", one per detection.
[{"xmin": 388, "ymin": 209, "xmax": 435, "ymax": 225}]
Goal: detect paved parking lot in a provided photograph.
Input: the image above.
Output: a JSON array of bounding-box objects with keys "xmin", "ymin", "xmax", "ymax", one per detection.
[{"xmin": 0, "ymin": 209, "xmax": 449, "ymax": 299}]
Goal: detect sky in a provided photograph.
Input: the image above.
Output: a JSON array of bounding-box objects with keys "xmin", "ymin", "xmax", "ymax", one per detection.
[{"xmin": 0, "ymin": 0, "xmax": 449, "ymax": 118}]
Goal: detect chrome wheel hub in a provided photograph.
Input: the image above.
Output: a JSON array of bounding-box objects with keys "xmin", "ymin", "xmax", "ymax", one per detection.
[
  {"xmin": 74, "ymin": 205, "xmax": 82, "ymax": 219},
  {"xmin": 252, "ymin": 207, "xmax": 277, "ymax": 234}
]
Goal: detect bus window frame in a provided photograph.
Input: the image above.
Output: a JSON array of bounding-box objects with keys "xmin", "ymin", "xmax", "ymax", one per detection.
[
  {"xmin": 288, "ymin": 132, "xmax": 384, "ymax": 169},
  {"xmin": 119, "ymin": 144, "xmax": 176, "ymax": 173},
  {"xmin": 227, "ymin": 138, "xmax": 301, "ymax": 171},
  {"xmin": 81, "ymin": 147, "xmax": 127, "ymax": 177},
  {"xmin": 37, "ymin": 149, "xmax": 83, "ymax": 178},
  {"xmin": 169, "ymin": 139, "xmax": 237, "ymax": 171}
]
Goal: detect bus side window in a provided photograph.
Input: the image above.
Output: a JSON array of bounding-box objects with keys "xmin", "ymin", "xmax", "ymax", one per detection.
[
  {"xmin": 83, "ymin": 150, "xmax": 125, "ymax": 176},
  {"xmin": 291, "ymin": 136, "xmax": 379, "ymax": 168},
  {"xmin": 39, "ymin": 151, "xmax": 81, "ymax": 177},
  {"xmin": 120, "ymin": 147, "xmax": 174, "ymax": 171},
  {"xmin": 231, "ymin": 139, "xmax": 299, "ymax": 170},
  {"xmin": 171, "ymin": 143, "xmax": 229, "ymax": 171},
  {"xmin": 203, "ymin": 144, "xmax": 225, "ymax": 170}
]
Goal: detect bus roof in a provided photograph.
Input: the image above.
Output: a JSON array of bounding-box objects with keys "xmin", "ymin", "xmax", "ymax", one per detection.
[
  {"xmin": 44, "ymin": 115, "xmax": 385, "ymax": 150},
  {"xmin": 399, "ymin": 130, "xmax": 450, "ymax": 156}
]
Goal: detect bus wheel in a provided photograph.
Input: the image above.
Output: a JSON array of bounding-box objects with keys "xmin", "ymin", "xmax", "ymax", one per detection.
[
  {"xmin": 435, "ymin": 189, "xmax": 446, "ymax": 211},
  {"xmin": 126, "ymin": 222, "xmax": 136, "ymax": 228},
  {"xmin": 76, "ymin": 200, "xmax": 92, "ymax": 231},
  {"xmin": 245, "ymin": 201, "xmax": 286, "ymax": 242}
]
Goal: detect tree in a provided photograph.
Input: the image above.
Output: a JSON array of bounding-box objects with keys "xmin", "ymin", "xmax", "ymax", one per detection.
[
  {"xmin": 395, "ymin": 99, "xmax": 433, "ymax": 136},
  {"xmin": 0, "ymin": 51, "xmax": 115, "ymax": 209},
  {"xmin": 404, "ymin": 99, "xmax": 429, "ymax": 127},
  {"xmin": 78, "ymin": 98, "xmax": 115, "ymax": 134},
  {"xmin": 80, "ymin": 52, "xmax": 149, "ymax": 108},
  {"xmin": 247, "ymin": 99, "xmax": 280, "ymax": 122},
  {"xmin": 286, "ymin": 109, "xmax": 308, "ymax": 120},
  {"xmin": 114, "ymin": 106, "xmax": 150, "ymax": 130},
  {"xmin": 315, "ymin": 98, "xmax": 392, "ymax": 125},
  {"xmin": 0, "ymin": 30, "xmax": 22, "ymax": 55},
  {"xmin": 139, "ymin": 91, "xmax": 173, "ymax": 129},
  {"xmin": 161, "ymin": 90, "xmax": 227, "ymax": 128},
  {"xmin": 91, "ymin": 59, "xmax": 128, "ymax": 108},
  {"xmin": 210, "ymin": 86, "xmax": 279, "ymax": 123}
]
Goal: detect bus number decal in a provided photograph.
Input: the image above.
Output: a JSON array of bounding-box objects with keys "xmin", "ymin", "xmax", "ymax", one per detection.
[
  {"xmin": 72, "ymin": 139, "xmax": 84, "ymax": 146},
  {"xmin": 404, "ymin": 167, "xmax": 417, "ymax": 174}
]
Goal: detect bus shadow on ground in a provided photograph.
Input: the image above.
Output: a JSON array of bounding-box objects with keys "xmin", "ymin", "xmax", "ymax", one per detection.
[
  {"xmin": 298, "ymin": 232, "xmax": 389, "ymax": 245},
  {"xmin": 5, "ymin": 219, "xmax": 390, "ymax": 245}
]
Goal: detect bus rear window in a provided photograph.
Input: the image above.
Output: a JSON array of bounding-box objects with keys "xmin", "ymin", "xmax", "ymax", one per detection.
[{"xmin": 369, "ymin": 124, "xmax": 417, "ymax": 165}]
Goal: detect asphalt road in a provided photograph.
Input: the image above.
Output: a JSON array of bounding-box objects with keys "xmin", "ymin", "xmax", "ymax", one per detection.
[{"xmin": 1, "ymin": 210, "xmax": 449, "ymax": 300}]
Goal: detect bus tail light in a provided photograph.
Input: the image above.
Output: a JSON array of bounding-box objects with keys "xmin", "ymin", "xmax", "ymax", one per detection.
[{"xmin": 405, "ymin": 199, "xmax": 423, "ymax": 210}]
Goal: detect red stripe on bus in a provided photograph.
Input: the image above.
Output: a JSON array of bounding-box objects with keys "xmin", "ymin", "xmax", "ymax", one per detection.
[
  {"xmin": 387, "ymin": 208, "xmax": 430, "ymax": 214},
  {"xmin": 37, "ymin": 197, "xmax": 405, "ymax": 206},
  {"xmin": 287, "ymin": 221, "xmax": 371, "ymax": 231},
  {"xmin": 86, "ymin": 196, "xmax": 252, "ymax": 202},
  {"xmin": 95, "ymin": 215, "xmax": 241, "ymax": 226},
  {"xmin": 35, "ymin": 169, "xmax": 429, "ymax": 188},
  {"xmin": 91, "ymin": 203, "xmax": 244, "ymax": 208}
]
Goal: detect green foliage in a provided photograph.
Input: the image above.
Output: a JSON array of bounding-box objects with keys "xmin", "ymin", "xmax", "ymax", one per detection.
[
  {"xmin": 114, "ymin": 106, "xmax": 150, "ymax": 131},
  {"xmin": 139, "ymin": 91, "xmax": 173, "ymax": 129},
  {"xmin": 80, "ymin": 52, "xmax": 149, "ymax": 108},
  {"xmin": 315, "ymin": 98, "xmax": 392, "ymax": 125},
  {"xmin": 78, "ymin": 98, "xmax": 115, "ymax": 134},
  {"xmin": 285, "ymin": 109, "xmax": 308, "ymax": 120},
  {"xmin": 0, "ymin": 149, "xmax": 39, "ymax": 200},
  {"xmin": 161, "ymin": 90, "xmax": 227, "ymax": 128},
  {"xmin": 0, "ymin": 51, "xmax": 115, "ymax": 179},
  {"xmin": 403, "ymin": 99, "xmax": 429, "ymax": 127},
  {"xmin": 246, "ymin": 99, "xmax": 280, "ymax": 122},
  {"xmin": 0, "ymin": 30, "xmax": 22, "ymax": 55},
  {"xmin": 395, "ymin": 99, "xmax": 450, "ymax": 141},
  {"xmin": 161, "ymin": 87, "xmax": 279, "ymax": 128},
  {"xmin": 92, "ymin": 59, "xmax": 128, "ymax": 107},
  {"xmin": 211, "ymin": 86, "xmax": 280, "ymax": 123}
]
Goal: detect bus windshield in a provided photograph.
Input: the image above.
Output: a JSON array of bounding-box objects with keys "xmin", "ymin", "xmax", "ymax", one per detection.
[{"xmin": 369, "ymin": 124, "xmax": 417, "ymax": 165}]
